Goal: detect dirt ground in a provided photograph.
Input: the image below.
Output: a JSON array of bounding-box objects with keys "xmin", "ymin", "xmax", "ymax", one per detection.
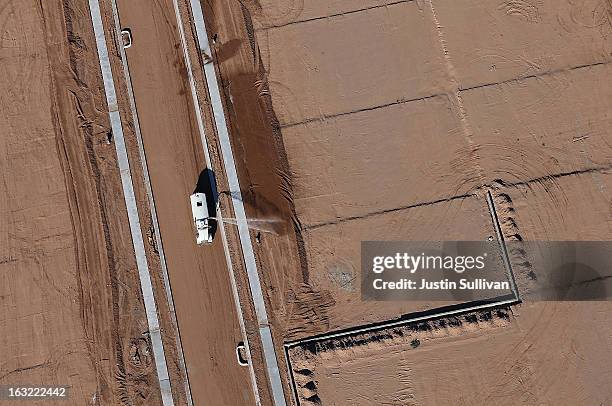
[
  {"xmin": 210, "ymin": 0, "xmax": 612, "ymax": 324},
  {"xmin": 2, "ymin": 0, "xmax": 611, "ymax": 404},
  {"xmin": 289, "ymin": 301, "xmax": 612, "ymax": 406},
  {"xmin": 288, "ymin": 173, "xmax": 612, "ymax": 405},
  {"xmin": 204, "ymin": 0, "xmax": 606, "ymax": 333},
  {"xmin": 498, "ymin": 171, "xmax": 612, "ymax": 241},
  {"xmin": 287, "ymin": 171, "xmax": 612, "ymax": 405},
  {"xmin": 202, "ymin": 0, "xmax": 612, "ymax": 404},
  {"xmin": 292, "ymin": 195, "xmax": 505, "ymax": 338},
  {"xmin": 0, "ymin": 0, "xmax": 182, "ymax": 404}
]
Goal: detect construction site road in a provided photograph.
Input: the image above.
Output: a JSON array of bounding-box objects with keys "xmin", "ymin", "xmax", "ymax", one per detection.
[{"xmin": 111, "ymin": 0, "xmax": 257, "ymax": 404}]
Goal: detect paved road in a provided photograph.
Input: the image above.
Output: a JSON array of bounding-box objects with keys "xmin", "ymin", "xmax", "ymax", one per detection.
[{"xmin": 114, "ymin": 0, "xmax": 256, "ymax": 404}]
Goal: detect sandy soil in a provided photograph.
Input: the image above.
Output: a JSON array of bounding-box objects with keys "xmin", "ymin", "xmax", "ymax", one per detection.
[
  {"xmin": 290, "ymin": 195, "xmax": 502, "ymax": 339},
  {"xmin": 288, "ymin": 172, "xmax": 612, "ymax": 405},
  {"xmin": 2, "ymin": 0, "xmax": 609, "ymax": 403},
  {"xmin": 498, "ymin": 170, "xmax": 612, "ymax": 241},
  {"xmin": 250, "ymin": 0, "xmax": 405, "ymax": 29},
  {"xmin": 209, "ymin": 0, "xmax": 612, "ymax": 329},
  {"xmin": 198, "ymin": 0, "xmax": 612, "ymax": 404},
  {"xmin": 495, "ymin": 170, "xmax": 612, "ymax": 297},
  {"xmin": 209, "ymin": 0, "xmax": 483, "ymax": 343},
  {"xmin": 0, "ymin": 0, "xmax": 171, "ymax": 404},
  {"xmin": 281, "ymin": 95, "xmax": 475, "ymax": 228},
  {"xmin": 433, "ymin": 0, "xmax": 612, "ymax": 90},
  {"xmin": 289, "ymin": 302, "xmax": 612, "ymax": 406},
  {"xmin": 465, "ymin": 62, "xmax": 612, "ymax": 185},
  {"xmin": 257, "ymin": 1, "xmax": 451, "ymax": 127}
]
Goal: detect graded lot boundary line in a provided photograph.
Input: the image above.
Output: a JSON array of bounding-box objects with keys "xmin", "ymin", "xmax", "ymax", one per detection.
[
  {"xmin": 166, "ymin": 0, "xmax": 263, "ymax": 404},
  {"xmin": 283, "ymin": 190, "xmax": 521, "ymax": 405},
  {"xmin": 186, "ymin": 0, "xmax": 288, "ymax": 404},
  {"xmin": 486, "ymin": 190, "xmax": 520, "ymax": 300},
  {"xmin": 106, "ymin": 0, "xmax": 194, "ymax": 404},
  {"xmin": 254, "ymin": 0, "xmax": 410, "ymax": 31},
  {"xmin": 87, "ymin": 1, "xmax": 173, "ymax": 404},
  {"xmin": 278, "ymin": 59, "xmax": 611, "ymax": 131}
]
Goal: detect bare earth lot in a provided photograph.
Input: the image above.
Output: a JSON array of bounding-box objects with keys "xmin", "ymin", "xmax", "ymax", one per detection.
[
  {"xmin": 288, "ymin": 171, "xmax": 612, "ymax": 405},
  {"xmin": 2, "ymin": 0, "xmax": 611, "ymax": 404},
  {"xmin": 298, "ymin": 195, "xmax": 499, "ymax": 336},
  {"xmin": 289, "ymin": 302, "xmax": 612, "ymax": 406},
  {"xmin": 215, "ymin": 0, "xmax": 612, "ymax": 327},
  {"xmin": 204, "ymin": 0, "xmax": 612, "ymax": 404}
]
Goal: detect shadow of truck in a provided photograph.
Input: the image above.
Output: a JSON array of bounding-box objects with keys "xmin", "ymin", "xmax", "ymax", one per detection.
[{"xmin": 193, "ymin": 168, "xmax": 218, "ymax": 239}]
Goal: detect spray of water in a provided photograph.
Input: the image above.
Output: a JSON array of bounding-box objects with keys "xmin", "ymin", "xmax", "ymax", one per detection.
[{"xmin": 213, "ymin": 217, "xmax": 284, "ymax": 235}]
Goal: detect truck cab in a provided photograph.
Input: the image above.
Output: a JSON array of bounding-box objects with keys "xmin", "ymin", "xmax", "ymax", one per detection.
[{"xmin": 190, "ymin": 193, "xmax": 213, "ymax": 244}]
